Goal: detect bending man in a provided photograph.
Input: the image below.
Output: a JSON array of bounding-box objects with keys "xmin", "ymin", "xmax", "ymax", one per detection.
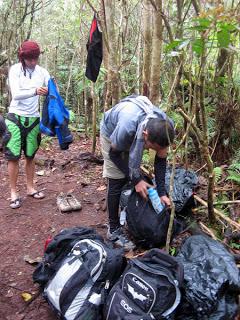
[{"xmin": 100, "ymin": 95, "xmax": 175, "ymax": 250}]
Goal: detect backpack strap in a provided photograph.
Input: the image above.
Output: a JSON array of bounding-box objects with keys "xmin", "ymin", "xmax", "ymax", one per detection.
[{"xmin": 6, "ymin": 113, "xmax": 39, "ymax": 139}]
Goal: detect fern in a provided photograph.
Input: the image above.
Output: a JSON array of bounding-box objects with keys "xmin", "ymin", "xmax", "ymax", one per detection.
[
  {"xmin": 226, "ymin": 162, "xmax": 240, "ymax": 185},
  {"xmin": 232, "ymin": 149, "xmax": 240, "ymax": 163},
  {"xmin": 228, "ymin": 162, "xmax": 240, "ymax": 172},
  {"xmin": 213, "ymin": 166, "xmax": 222, "ymax": 183},
  {"xmin": 226, "ymin": 172, "xmax": 240, "ymax": 184}
]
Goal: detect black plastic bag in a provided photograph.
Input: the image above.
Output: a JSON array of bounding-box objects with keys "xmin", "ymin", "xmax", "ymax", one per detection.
[
  {"xmin": 126, "ymin": 190, "xmax": 183, "ymax": 248},
  {"xmin": 176, "ymin": 235, "xmax": 240, "ymax": 320},
  {"xmin": 165, "ymin": 166, "xmax": 198, "ymax": 213}
]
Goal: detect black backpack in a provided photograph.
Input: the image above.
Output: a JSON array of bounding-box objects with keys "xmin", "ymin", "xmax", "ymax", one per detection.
[
  {"xmin": 104, "ymin": 249, "xmax": 184, "ymax": 320},
  {"xmin": 33, "ymin": 226, "xmax": 103, "ymax": 286},
  {"xmin": 126, "ymin": 190, "xmax": 181, "ymax": 248},
  {"xmin": 33, "ymin": 227, "xmax": 125, "ymax": 320}
]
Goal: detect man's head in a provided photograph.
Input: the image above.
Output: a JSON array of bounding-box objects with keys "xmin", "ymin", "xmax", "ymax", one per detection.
[
  {"xmin": 143, "ymin": 118, "xmax": 175, "ymax": 154},
  {"xmin": 18, "ymin": 40, "xmax": 41, "ymax": 69}
]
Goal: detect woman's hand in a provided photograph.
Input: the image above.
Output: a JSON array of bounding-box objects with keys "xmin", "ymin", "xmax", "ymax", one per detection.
[{"xmin": 36, "ymin": 87, "xmax": 48, "ymax": 96}]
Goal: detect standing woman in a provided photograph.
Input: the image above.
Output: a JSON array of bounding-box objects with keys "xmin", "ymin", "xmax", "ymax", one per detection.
[{"xmin": 5, "ymin": 40, "xmax": 50, "ymax": 209}]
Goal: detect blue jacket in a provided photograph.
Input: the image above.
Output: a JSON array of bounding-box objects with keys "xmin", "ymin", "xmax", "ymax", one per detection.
[{"xmin": 40, "ymin": 78, "xmax": 73, "ymax": 150}]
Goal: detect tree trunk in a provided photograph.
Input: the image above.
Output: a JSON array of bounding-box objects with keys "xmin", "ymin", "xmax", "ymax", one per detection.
[
  {"xmin": 149, "ymin": 0, "xmax": 162, "ymax": 105},
  {"xmin": 142, "ymin": 0, "xmax": 152, "ymax": 97},
  {"xmin": 91, "ymin": 83, "xmax": 97, "ymax": 153},
  {"xmin": 198, "ymin": 40, "xmax": 216, "ymax": 223},
  {"xmin": 104, "ymin": 0, "xmax": 120, "ymax": 105}
]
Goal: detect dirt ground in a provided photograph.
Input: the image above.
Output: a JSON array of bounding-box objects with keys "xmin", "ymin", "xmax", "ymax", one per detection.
[
  {"xmin": 0, "ymin": 135, "xmax": 108, "ymax": 320},
  {"xmin": 0, "ymin": 134, "xmax": 239, "ymax": 320}
]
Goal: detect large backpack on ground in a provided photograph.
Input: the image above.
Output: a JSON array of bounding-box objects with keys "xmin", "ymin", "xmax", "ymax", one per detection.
[
  {"xmin": 104, "ymin": 249, "xmax": 184, "ymax": 320},
  {"xmin": 125, "ymin": 167, "xmax": 197, "ymax": 248},
  {"xmin": 33, "ymin": 227, "xmax": 125, "ymax": 320},
  {"xmin": 33, "ymin": 226, "xmax": 103, "ymax": 286},
  {"xmin": 126, "ymin": 190, "xmax": 181, "ymax": 248}
]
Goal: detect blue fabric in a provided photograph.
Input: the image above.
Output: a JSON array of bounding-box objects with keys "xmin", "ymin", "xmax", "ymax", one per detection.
[
  {"xmin": 40, "ymin": 78, "xmax": 73, "ymax": 150},
  {"xmin": 47, "ymin": 78, "xmax": 69, "ymax": 125}
]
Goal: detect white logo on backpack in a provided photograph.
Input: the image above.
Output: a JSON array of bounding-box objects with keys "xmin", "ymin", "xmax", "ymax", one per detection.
[
  {"xmin": 127, "ymin": 284, "xmax": 147, "ymax": 302},
  {"xmin": 120, "ymin": 299, "xmax": 133, "ymax": 313},
  {"xmin": 132, "ymin": 276, "xmax": 149, "ymax": 291}
]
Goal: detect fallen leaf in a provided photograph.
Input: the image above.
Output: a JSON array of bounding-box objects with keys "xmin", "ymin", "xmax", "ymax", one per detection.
[
  {"xmin": 36, "ymin": 170, "xmax": 45, "ymax": 176},
  {"xmin": 23, "ymin": 255, "xmax": 42, "ymax": 265},
  {"xmin": 97, "ymin": 185, "xmax": 106, "ymax": 191},
  {"xmin": 5, "ymin": 290, "xmax": 14, "ymax": 298},
  {"xmin": 21, "ymin": 292, "xmax": 32, "ymax": 302}
]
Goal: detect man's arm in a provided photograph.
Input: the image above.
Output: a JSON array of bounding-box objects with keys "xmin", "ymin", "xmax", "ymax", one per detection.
[{"xmin": 154, "ymin": 154, "xmax": 171, "ymax": 206}]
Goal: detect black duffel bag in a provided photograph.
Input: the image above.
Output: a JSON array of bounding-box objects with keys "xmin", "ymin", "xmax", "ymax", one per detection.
[{"xmin": 126, "ymin": 190, "xmax": 181, "ymax": 248}]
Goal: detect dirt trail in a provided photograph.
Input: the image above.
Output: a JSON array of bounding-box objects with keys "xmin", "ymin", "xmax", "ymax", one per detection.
[{"xmin": 0, "ymin": 136, "xmax": 107, "ymax": 320}]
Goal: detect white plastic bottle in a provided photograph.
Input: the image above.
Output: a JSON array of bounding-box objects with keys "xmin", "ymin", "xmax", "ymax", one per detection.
[
  {"xmin": 148, "ymin": 188, "xmax": 165, "ymax": 214},
  {"xmin": 119, "ymin": 208, "xmax": 127, "ymax": 225}
]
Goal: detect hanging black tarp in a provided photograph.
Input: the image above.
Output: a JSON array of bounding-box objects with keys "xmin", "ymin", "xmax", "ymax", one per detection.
[{"xmin": 85, "ymin": 15, "xmax": 103, "ymax": 82}]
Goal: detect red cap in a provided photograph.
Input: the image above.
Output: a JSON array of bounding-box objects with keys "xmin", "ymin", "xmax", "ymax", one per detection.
[{"xmin": 18, "ymin": 40, "xmax": 41, "ymax": 61}]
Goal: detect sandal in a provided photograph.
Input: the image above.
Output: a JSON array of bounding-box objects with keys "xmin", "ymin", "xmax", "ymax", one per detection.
[
  {"xmin": 10, "ymin": 198, "xmax": 22, "ymax": 209},
  {"xmin": 28, "ymin": 190, "xmax": 45, "ymax": 199}
]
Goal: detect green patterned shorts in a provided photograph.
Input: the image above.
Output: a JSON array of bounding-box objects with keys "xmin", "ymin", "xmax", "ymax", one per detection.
[{"xmin": 4, "ymin": 113, "xmax": 41, "ymax": 160}]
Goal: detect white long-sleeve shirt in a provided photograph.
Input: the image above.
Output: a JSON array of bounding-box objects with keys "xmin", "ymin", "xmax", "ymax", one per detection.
[{"xmin": 8, "ymin": 63, "xmax": 50, "ymax": 117}]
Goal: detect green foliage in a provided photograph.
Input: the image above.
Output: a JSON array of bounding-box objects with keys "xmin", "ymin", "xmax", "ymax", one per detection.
[
  {"xmin": 142, "ymin": 150, "xmax": 150, "ymax": 164},
  {"xmin": 167, "ymin": 110, "xmax": 184, "ymax": 131},
  {"xmin": 226, "ymin": 163, "xmax": 240, "ymax": 185},
  {"xmin": 213, "ymin": 167, "xmax": 223, "ymax": 183},
  {"xmin": 40, "ymin": 135, "xmax": 53, "ymax": 149},
  {"xmin": 217, "ymin": 28, "xmax": 230, "ymax": 48},
  {"xmin": 232, "ymin": 149, "xmax": 240, "ymax": 163},
  {"xmin": 169, "ymin": 247, "xmax": 176, "ymax": 256},
  {"xmin": 230, "ymin": 241, "xmax": 240, "ymax": 250},
  {"xmin": 192, "ymin": 38, "xmax": 204, "ymax": 55},
  {"xmin": 214, "ymin": 192, "xmax": 230, "ymax": 216},
  {"xmin": 69, "ymin": 110, "xmax": 75, "ymax": 122}
]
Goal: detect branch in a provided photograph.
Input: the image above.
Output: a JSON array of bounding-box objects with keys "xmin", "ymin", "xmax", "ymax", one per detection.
[
  {"xmin": 194, "ymin": 195, "xmax": 240, "ymax": 230},
  {"xmin": 199, "ymin": 221, "xmax": 217, "ymax": 240},
  {"xmin": 148, "ymin": 0, "xmax": 157, "ymax": 11},
  {"xmin": 85, "ymin": 0, "xmax": 98, "ymax": 13},
  {"xmin": 176, "ymin": 107, "xmax": 203, "ymax": 143},
  {"xmin": 191, "ymin": 0, "xmax": 200, "ymax": 15},
  {"xmin": 0, "ymin": 59, "xmax": 8, "ymax": 67},
  {"xmin": 161, "ymin": 10, "xmax": 173, "ymax": 42}
]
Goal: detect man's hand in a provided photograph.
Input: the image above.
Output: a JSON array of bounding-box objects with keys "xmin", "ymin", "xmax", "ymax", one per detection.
[
  {"xmin": 36, "ymin": 87, "xmax": 48, "ymax": 96},
  {"xmin": 135, "ymin": 180, "xmax": 153, "ymax": 199},
  {"xmin": 160, "ymin": 195, "xmax": 171, "ymax": 207}
]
